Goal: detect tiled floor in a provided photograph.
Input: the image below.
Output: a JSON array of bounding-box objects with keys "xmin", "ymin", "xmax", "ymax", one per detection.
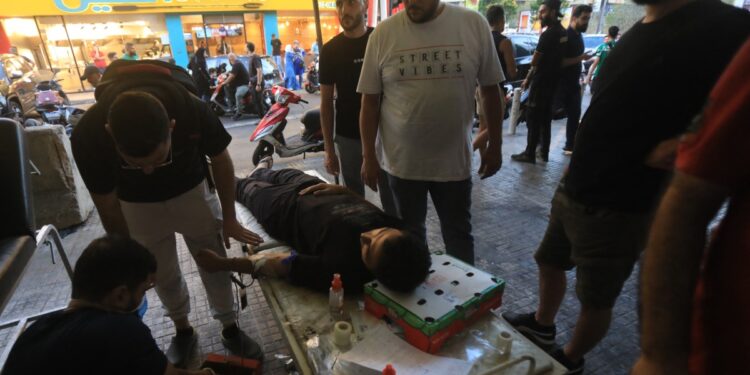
[{"xmin": 1, "ymin": 93, "xmax": 641, "ymax": 374}]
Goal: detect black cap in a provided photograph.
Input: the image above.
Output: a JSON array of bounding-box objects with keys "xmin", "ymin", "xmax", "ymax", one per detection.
[
  {"xmin": 543, "ymin": 0, "xmax": 562, "ymax": 13},
  {"xmin": 81, "ymin": 65, "xmax": 101, "ymax": 80}
]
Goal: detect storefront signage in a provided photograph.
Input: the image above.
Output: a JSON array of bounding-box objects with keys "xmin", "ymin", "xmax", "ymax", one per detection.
[{"xmin": 6, "ymin": 0, "xmax": 332, "ymax": 16}]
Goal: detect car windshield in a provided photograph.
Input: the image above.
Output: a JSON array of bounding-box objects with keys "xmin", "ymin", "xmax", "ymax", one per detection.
[
  {"xmin": 509, "ymin": 35, "xmax": 538, "ymax": 58},
  {"xmin": 584, "ymin": 36, "xmax": 605, "ymax": 49}
]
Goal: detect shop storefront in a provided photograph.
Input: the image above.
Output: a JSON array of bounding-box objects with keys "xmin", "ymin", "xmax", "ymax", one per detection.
[{"xmin": 1, "ymin": 0, "xmax": 341, "ymax": 92}]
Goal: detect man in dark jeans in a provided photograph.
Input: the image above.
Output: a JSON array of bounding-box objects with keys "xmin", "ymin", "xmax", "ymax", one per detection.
[
  {"xmin": 196, "ymin": 160, "xmax": 431, "ymax": 293},
  {"xmin": 502, "ymin": 0, "xmax": 749, "ymax": 372},
  {"xmin": 246, "ymin": 42, "xmax": 265, "ymax": 118},
  {"xmin": 559, "ymin": 5, "xmax": 592, "ymax": 155},
  {"xmin": 222, "ymin": 53, "xmax": 250, "ymax": 121},
  {"xmin": 319, "ymin": 0, "xmax": 396, "ymax": 216},
  {"xmin": 511, "ymin": 0, "xmax": 567, "ymax": 164},
  {"xmin": 270, "ymin": 34, "xmax": 283, "ymax": 77}
]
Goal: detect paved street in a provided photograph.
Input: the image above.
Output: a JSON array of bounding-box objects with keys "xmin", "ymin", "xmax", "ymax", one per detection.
[{"xmin": 1, "ymin": 89, "xmax": 640, "ymax": 374}]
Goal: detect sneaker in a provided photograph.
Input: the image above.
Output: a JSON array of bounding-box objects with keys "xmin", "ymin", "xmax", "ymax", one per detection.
[
  {"xmin": 221, "ymin": 324, "xmax": 264, "ymax": 360},
  {"xmin": 166, "ymin": 328, "xmax": 198, "ymax": 368},
  {"xmin": 502, "ymin": 311, "xmax": 556, "ymax": 348},
  {"xmin": 550, "ymin": 348, "xmax": 585, "ymax": 374},
  {"xmin": 511, "ymin": 152, "xmax": 536, "ymax": 164}
]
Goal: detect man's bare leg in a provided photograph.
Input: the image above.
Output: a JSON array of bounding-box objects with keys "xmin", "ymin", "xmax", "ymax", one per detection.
[
  {"xmin": 536, "ymin": 263, "xmax": 567, "ymax": 326},
  {"xmin": 564, "ymin": 306, "xmax": 612, "ymax": 362}
]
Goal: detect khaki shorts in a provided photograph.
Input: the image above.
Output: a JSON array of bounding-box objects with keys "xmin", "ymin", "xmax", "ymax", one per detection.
[{"xmin": 534, "ymin": 188, "xmax": 652, "ymax": 309}]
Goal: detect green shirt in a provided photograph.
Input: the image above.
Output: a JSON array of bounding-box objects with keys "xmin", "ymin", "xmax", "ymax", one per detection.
[
  {"xmin": 120, "ymin": 53, "xmax": 139, "ymax": 61},
  {"xmin": 592, "ymin": 41, "xmax": 616, "ymax": 78}
]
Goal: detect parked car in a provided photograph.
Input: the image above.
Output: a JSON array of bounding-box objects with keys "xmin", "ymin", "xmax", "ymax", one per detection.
[
  {"xmin": 204, "ymin": 55, "xmax": 284, "ymax": 89},
  {"xmin": 507, "ymin": 33, "xmax": 538, "ymax": 87},
  {"xmin": 0, "ymin": 54, "xmax": 41, "ymax": 121}
]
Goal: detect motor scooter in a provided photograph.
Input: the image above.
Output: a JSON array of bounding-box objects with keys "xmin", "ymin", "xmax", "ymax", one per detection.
[
  {"xmin": 32, "ymin": 73, "xmax": 85, "ymax": 134},
  {"xmin": 304, "ymin": 57, "xmax": 320, "ymax": 94},
  {"xmin": 210, "ymin": 66, "xmax": 273, "ymax": 118},
  {"xmin": 249, "ymin": 86, "xmax": 323, "ymax": 165}
]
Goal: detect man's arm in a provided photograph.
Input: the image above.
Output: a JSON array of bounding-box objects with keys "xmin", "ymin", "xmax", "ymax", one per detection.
[
  {"xmin": 223, "ymin": 73, "xmax": 235, "ymax": 86},
  {"xmin": 320, "ymin": 84, "xmax": 339, "ymax": 176},
  {"xmin": 584, "ymin": 57, "xmax": 599, "ymax": 84},
  {"xmin": 499, "ymin": 39, "xmax": 517, "ymax": 81},
  {"xmin": 209, "ymin": 150, "xmax": 263, "ymax": 247},
  {"xmin": 254, "ymin": 60, "xmax": 263, "ymax": 92},
  {"xmin": 478, "ymin": 84, "xmax": 503, "ymax": 179},
  {"xmin": 522, "ymin": 51, "xmax": 542, "ymax": 89},
  {"xmin": 562, "ymin": 49, "xmax": 593, "ymax": 68},
  {"xmin": 359, "ymin": 94, "xmax": 381, "ymax": 191},
  {"xmin": 633, "ymin": 172, "xmax": 727, "ymax": 374},
  {"xmin": 91, "ymin": 192, "xmax": 130, "ymax": 237}
]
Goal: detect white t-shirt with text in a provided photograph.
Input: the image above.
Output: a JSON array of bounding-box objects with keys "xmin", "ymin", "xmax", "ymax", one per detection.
[{"xmin": 357, "ymin": 5, "xmax": 504, "ymax": 181}]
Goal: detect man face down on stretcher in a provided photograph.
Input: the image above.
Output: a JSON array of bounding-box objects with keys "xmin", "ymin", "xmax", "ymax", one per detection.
[{"xmin": 196, "ymin": 163, "xmax": 431, "ymax": 293}]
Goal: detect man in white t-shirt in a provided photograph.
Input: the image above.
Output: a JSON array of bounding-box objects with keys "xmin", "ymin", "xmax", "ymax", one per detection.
[{"xmin": 357, "ymin": 0, "xmax": 505, "ymax": 264}]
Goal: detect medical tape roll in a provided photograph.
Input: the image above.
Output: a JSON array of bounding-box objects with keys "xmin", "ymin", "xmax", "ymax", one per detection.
[
  {"xmin": 333, "ymin": 321, "xmax": 352, "ymax": 347},
  {"xmin": 496, "ymin": 330, "xmax": 513, "ymax": 357}
]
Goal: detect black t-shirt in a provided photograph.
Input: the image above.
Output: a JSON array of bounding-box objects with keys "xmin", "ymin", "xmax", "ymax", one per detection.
[
  {"xmin": 230, "ymin": 61, "xmax": 250, "ymax": 89},
  {"xmin": 319, "ymin": 28, "xmax": 374, "ymax": 139},
  {"xmin": 271, "ymin": 39, "xmax": 282, "ymax": 56},
  {"xmin": 3, "ymin": 308, "xmax": 167, "ymax": 375},
  {"xmin": 72, "ymin": 86, "xmax": 232, "ymax": 203},
  {"xmin": 289, "ymin": 193, "xmax": 402, "ymax": 292},
  {"xmin": 492, "ymin": 30, "xmax": 509, "ymax": 83},
  {"xmin": 532, "ymin": 21, "xmax": 567, "ymax": 90},
  {"xmin": 248, "ymin": 55, "xmax": 263, "ymax": 81},
  {"xmin": 564, "ymin": 1, "xmax": 750, "ymax": 212},
  {"xmin": 560, "ymin": 27, "xmax": 584, "ymax": 86}
]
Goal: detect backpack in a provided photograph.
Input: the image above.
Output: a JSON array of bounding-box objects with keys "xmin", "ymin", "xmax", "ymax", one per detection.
[{"xmin": 96, "ymin": 59, "xmax": 198, "ymax": 99}]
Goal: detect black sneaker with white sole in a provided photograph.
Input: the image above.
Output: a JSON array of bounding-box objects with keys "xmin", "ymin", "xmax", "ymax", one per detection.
[
  {"xmin": 502, "ymin": 311, "xmax": 557, "ymax": 349},
  {"xmin": 551, "ymin": 348, "xmax": 585, "ymax": 374}
]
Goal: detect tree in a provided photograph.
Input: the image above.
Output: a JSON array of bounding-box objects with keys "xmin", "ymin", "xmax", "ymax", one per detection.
[
  {"xmin": 478, "ymin": 0, "xmax": 520, "ymax": 22},
  {"xmin": 605, "ymin": 3, "xmax": 644, "ymax": 34}
]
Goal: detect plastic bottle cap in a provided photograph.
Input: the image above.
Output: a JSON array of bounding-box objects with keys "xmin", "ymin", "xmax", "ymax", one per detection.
[
  {"xmin": 331, "ymin": 273, "xmax": 342, "ymax": 291},
  {"xmin": 383, "ymin": 364, "xmax": 396, "ymax": 375}
]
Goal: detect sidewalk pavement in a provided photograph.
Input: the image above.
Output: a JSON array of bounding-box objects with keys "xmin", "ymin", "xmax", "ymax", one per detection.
[{"xmin": 0, "ymin": 89, "xmax": 640, "ymax": 374}]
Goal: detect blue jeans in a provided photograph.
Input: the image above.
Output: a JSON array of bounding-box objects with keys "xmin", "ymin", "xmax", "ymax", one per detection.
[{"xmin": 386, "ymin": 172, "xmax": 474, "ymax": 264}]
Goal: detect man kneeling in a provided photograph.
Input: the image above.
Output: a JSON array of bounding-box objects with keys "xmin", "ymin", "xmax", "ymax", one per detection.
[
  {"xmin": 197, "ymin": 161, "xmax": 431, "ymax": 293},
  {"xmin": 4, "ymin": 236, "xmax": 214, "ymax": 375}
]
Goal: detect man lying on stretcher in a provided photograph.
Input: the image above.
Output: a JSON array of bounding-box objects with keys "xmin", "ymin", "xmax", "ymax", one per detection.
[{"xmin": 196, "ymin": 157, "xmax": 431, "ymax": 293}]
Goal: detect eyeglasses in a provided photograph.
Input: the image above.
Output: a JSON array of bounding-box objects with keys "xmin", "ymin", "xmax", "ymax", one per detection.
[{"xmin": 119, "ymin": 137, "xmax": 173, "ymax": 171}]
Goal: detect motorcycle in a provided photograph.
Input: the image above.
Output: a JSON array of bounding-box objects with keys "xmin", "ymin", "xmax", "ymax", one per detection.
[
  {"xmin": 33, "ymin": 74, "xmax": 85, "ymax": 135},
  {"xmin": 210, "ymin": 65, "xmax": 274, "ymax": 118},
  {"xmin": 250, "ymin": 86, "xmax": 324, "ymax": 165},
  {"xmin": 304, "ymin": 57, "xmax": 320, "ymax": 94}
]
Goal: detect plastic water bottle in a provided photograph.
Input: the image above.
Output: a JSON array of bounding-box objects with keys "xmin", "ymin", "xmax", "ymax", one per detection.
[{"xmin": 329, "ymin": 273, "xmax": 344, "ymax": 320}]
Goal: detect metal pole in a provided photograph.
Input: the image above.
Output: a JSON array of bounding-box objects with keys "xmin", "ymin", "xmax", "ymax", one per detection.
[
  {"xmin": 60, "ymin": 16, "xmax": 85, "ymax": 92},
  {"xmin": 596, "ymin": 0, "xmax": 608, "ymax": 34},
  {"xmin": 312, "ymin": 0, "xmax": 324, "ymax": 52}
]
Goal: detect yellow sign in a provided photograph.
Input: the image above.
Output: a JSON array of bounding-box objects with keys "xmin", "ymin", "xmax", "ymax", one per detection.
[{"xmin": 4, "ymin": 0, "xmax": 335, "ymax": 17}]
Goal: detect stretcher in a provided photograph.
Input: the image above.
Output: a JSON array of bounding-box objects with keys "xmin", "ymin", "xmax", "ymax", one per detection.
[{"xmin": 235, "ymin": 171, "xmax": 566, "ymax": 375}]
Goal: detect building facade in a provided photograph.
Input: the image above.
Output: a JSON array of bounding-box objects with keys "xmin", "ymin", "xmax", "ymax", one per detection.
[{"xmin": 0, "ymin": 0, "xmax": 342, "ymax": 92}]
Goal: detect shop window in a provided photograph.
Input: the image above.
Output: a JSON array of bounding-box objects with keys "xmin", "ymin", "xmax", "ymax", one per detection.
[
  {"xmin": 0, "ymin": 18, "xmax": 48, "ymax": 71},
  {"xmin": 36, "ymin": 16, "xmax": 84, "ymax": 93},
  {"xmin": 277, "ymin": 11, "xmax": 340, "ymax": 56},
  {"xmin": 203, "ymin": 14, "xmax": 245, "ymax": 56},
  {"xmin": 243, "ymin": 13, "xmax": 265, "ymax": 55}
]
